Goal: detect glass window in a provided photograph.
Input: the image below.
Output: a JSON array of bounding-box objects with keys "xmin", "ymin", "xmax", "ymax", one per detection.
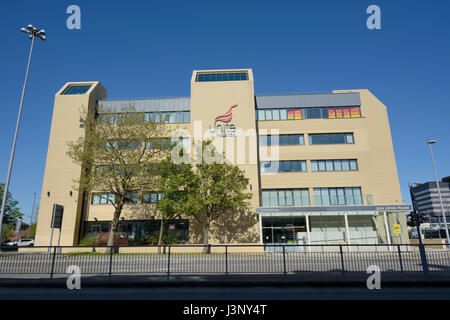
[
  {"xmin": 291, "ymin": 161, "xmax": 300, "ymax": 172},
  {"xmin": 288, "ymin": 135, "xmax": 297, "ymax": 145},
  {"xmin": 334, "ymin": 160, "xmax": 342, "ymax": 171},
  {"xmin": 62, "ymin": 85, "xmax": 91, "ymax": 95},
  {"xmin": 269, "ymin": 191, "xmax": 278, "ymax": 206},
  {"xmin": 258, "ymin": 110, "xmax": 265, "ymax": 121},
  {"xmin": 301, "ymin": 189, "xmax": 310, "ymax": 205},
  {"xmin": 265, "ymin": 110, "xmax": 273, "ymax": 121},
  {"xmin": 313, "ymin": 188, "xmax": 322, "ymax": 205},
  {"xmin": 337, "ymin": 188, "xmax": 345, "ymax": 205},
  {"xmin": 329, "ymin": 188, "xmax": 338, "ymax": 205},
  {"xmin": 92, "ymin": 194, "xmax": 101, "ymax": 205},
  {"xmin": 346, "ymin": 133, "xmax": 354, "ymax": 143},
  {"xmin": 293, "ymin": 190, "xmax": 302, "ymax": 206},
  {"xmin": 318, "ymin": 160, "xmax": 326, "ymax": 171},
  {"xmin": 311, "ymin": 160, "xmax": 318, "ymax": 172},
  {"xmin": 283, "ymin": 161, "xmax": 291, "ymax": 172},
  {"xmin": 345, "ymin": 187, "xmax": 354, "ymax": 205},
  {"xmin": 353, "ymin": 187, "xmax": 362, "ymax": 204},
  {"xmin": 261, "ymin": 191, "xmax": 270, "ymax": 207},
  {"xmin": 285, "ymin": 190, "xmax": 293, "ymax": 206},
  {"xmin": 325, "ymin": 160, "xmax": 334, "ymax": 171},
  {"xmin": 278, "ymin": 190, "xmax": 286, "ymax": 206},
  {"xmin": 280, "ymin": 109, "xmax": 287, "ymax": 120},
  {"xmin": 175, "ymin": 112, "xmax": 183, "ymax": 123},
  {"xmin": 272, "ymin": 109, "xmax": 280, "ymax": 120},
  {"xmin": 280, "ymin": 135, "xmax": 289, "ymax": 146},
  {"xmin": 183, "ymin": 111, "xmax": 190, "ymax": 123},
  {"xmin": 342, "ymin": 160, "xmax": 350, "ymax": 171},
  {"xmin": 349, "ymin": 160, "xmax": 358, "ymax": 170},
  {"xmin": 321, "ymin": 188, "xmax": 330, "ymax": 205}
]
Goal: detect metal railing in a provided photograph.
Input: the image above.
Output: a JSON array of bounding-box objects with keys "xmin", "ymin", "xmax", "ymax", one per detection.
[{"xmin": 0, "ymin": 244, "xmax": 449, "ymax": 279}]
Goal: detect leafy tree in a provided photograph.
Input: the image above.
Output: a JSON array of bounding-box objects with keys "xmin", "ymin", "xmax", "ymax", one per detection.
[
  {"xmin": 0, "ymin": 183, "xmax": 23, "ymax": 224},
  {"xmin": 26, "ymin": 223, "xmax": 37, "ymax": 239},
  {"xmin": 1, "ymin": 224, "xmax": 14, "ymax": 242},
  {"xmin": 67, "ymin": 104, "xmax": 170, "ymax": 248},
  {"xmin": 191, "ymin": 141, "xmax": 252, "ymax": 251},
  {"xmin": 154, "ymin": 157, "xmax": 200, "ymax": 251}
]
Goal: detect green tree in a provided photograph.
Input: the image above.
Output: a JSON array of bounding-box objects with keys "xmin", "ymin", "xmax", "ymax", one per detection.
[
  {"xmin": 67, "ymin": 104, "xmax": 170, "ymax": 248},
  {"xmin": 0, "ymin": 183, "xmax": 23, "ymax": 224},
  {"xmin": 1, "ymin": 224, "xmax": 14, "ymax": 242},
  {"xmin": 191, "ymin": 141, "xmax": 252, "ymax": 251},
  {"xmin": 155, "ymin": 157, "xmax": 200, "ymax": 250}
]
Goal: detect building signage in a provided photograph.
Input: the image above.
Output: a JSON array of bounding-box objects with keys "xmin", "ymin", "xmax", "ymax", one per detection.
[
  {"xmin": 256, "ymin": 204, "xmax": 412, "ymax": 213},
  {"xmin": 209, "ymin": 103, "xmax": 238, "ymax": 137},
  {"xmin": 393, "ymin": 224, "xmax": 401, "ymax": 234}
]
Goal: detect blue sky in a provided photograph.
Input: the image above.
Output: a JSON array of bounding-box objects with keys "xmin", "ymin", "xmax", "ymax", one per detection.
[{"xmin": 1, "ymin": 0, "xmax": 449, "ymax": 223}]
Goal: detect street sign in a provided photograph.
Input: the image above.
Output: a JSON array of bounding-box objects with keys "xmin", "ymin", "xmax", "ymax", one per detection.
[
  {"xmin": 393, "ymin": 224, "xmax": 401, "ymax": 234},
  {"xmin": 50, "ymin": 204, "xmax": 64, "ymax": 229}
]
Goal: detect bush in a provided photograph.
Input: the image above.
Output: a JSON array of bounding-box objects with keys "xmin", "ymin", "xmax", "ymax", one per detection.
[
  {"xmin": 79, "ymin": 236, "xmax": 96, "ymax": 246},
  {"xmin": 1, "ymin": 224, "xmax": 14, "ymax": 242},
  {"xmin": 146, "ymin": 230, "xmax": 179, "ymax": 245},
  {"xmin": 79, "ymin": 232, "xmax": 129, "ymax": 246}
]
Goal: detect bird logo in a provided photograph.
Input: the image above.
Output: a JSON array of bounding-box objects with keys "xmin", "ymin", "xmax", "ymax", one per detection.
[{"xmin": 214, "ymin": 104, "xmax": 238, "ymax": 125}]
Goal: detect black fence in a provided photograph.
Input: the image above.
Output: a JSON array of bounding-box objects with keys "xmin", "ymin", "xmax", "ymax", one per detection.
[{"xmin": 0, "ymin": 244, "xmax": 449, "ymax": 279}]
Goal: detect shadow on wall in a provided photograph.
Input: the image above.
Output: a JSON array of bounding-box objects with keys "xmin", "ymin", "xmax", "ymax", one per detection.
[{"xmin": 189, "ymin": 210, "xmax": 259, "ymax": 244}]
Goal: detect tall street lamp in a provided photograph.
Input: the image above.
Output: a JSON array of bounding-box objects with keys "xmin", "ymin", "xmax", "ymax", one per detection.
[
  {"xmin": 0, "ymin": 25, "xmax": 46, "ymax": 242},
  {"xmin": 427, "ymin": 140, "xmax": 450, "ymax": 245}
]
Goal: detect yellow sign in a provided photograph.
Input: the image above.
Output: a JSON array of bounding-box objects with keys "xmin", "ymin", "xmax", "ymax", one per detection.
[{"xmin": 393, "ymin": 224, "xmax": 401, "ymax": 234}]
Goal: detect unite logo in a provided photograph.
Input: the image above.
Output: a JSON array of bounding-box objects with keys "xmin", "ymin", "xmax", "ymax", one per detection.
[{"xmin": 209, "ymin": 103, "xmax": 238, "ymax": 137}]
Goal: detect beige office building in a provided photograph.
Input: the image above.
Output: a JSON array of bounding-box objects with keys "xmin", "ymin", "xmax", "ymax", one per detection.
[{"xmin": 35, "ymin": 68, "xmax": 410, "ymax": 247}]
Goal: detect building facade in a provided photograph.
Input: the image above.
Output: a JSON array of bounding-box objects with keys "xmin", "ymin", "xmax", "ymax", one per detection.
[
  {"xmin": 412, "ymin": 180, "xmax": 450, "ymax": 223},
  {"xmin": 35, "ymin": 68, "xmax": 410, "ymax": 247}
]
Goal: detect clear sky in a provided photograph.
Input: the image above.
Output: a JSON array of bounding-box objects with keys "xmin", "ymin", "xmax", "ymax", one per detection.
[{"xmin": 1, "ymin": 0, "xmax": 449, "ymax": 224}]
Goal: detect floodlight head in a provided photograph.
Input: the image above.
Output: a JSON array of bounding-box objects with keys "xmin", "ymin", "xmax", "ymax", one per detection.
[
  {"xmin": 20, "ymin": 27, "xmax": 29, "ymax": 34},
  {"xmin": 28, "ymin": 34, "xmax": 33, "ymax": 39},
  {"xmin": 37, "ymin": 29, "xmax": 46, "ymax": 35},
  {"xmin": 27, "ymin": 24, "xmax": 33, "ymax": 30},
  {"xmin": 40, "ymin": 35, "xmax": 46, "ymax": 41},
  {"xmin": 427, "ymin": 140, "xmax": 437, "ymax": 144}
]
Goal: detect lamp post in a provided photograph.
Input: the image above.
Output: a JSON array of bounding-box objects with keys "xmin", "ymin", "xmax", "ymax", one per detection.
[
  {"xmin": 427, "ymin": 140, "xmax": 450, "ymax": 245},
  {"xmin": 0, "ymin": 25, "xmax": 46, "ymax": 242},
  {"xmin": 409, "ymin": 181, "xmax": 428, "ymax": 275}
]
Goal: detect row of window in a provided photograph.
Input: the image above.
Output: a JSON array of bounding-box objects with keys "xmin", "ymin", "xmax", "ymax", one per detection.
[
  {"xmin": 259, "ymin": 133, "xmax": 354, "ymax": 146},
  {"xmin": 308, "ymin": 133, "xmax": 354, "ymax": 145},
  {"xmin": 311, "ymin": 159, "xmax": 358, "ymax": 172},
  {"xmin": 256, "ymin": 106, "xmax": 361, "ymax": 121},
  {"xmin": 313, "ymin": 187, "xmax": 363, "ymax": 206},
  {"xmin": 62, "ymin": 85, "xmax": 91, "ymax": 95},
  {"xmin": 196, "ymin": 72, "xmax": 248, "ymax": 82},
  {"xmin": 261, "ymin": 189, "xmax": 311, "ymax": 207},
  {"xmin": 260, "ymin": 159, "xmax": 358, "ymax": 173},
  {"xmin": 103, "ymin": 137, "xmax": 189, "ymax": 150},
  {"xmin": 91, "ymin": 192, "xmax": 163, "ymax": 205},
  {"xmin": 259, "ymin": 134, "xmax": 304, "ymax": 146},
  {"xmin": 99, "ymin": 111, "xmax": 190, "ymax": 125},
  {"xmin": 260, "ymin": 161, "xmax": 307, "ymax": 173},
  {"xmin": 261, "ymin": 187, "xmax": 363, "ymax": 207}
]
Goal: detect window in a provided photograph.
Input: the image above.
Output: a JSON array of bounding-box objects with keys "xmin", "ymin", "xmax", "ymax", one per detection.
[
  {"xmin": 62, "ymin": 85, "xmax": 91, "ymax": 95},
  {"xmin": 261, "ymin": 189, "xmax": 310, "ymax": 206},
  {"xmin": 310, "ymin": 159, "xmax": 358, "ymax": 172},
  {"xmin": 91, "ymin": 193, "xmax": 115, "ymax": 205},
  {"xmin": 142, "ymin": 192, "xmax": 163, "ymax": 203},
  {"xmin": 313, "ymin": 187, "xmax": 363, "ymax": 205},
  {"xmin": 196, "ymin": 72, "xmax": 248, "ymax": 82},
  {"xmin": 260, "ymin": 160, "xmax": 307, "ymax": 174},
  {"xmin": 256, "ymin": 106, "xmax": 361, "ymax": 121},
  {"xmin": 308, "ymin": 133, "xmax": 354, "ymax": 145},
  {"xmin": 259, "ymin": 134, "xmax": 304, "ymax": 146}
]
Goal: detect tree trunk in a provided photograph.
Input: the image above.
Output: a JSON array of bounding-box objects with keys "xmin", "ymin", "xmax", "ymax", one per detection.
[
  {"xmin": 158, "ymin": 219, "xmax": 165, "ymax": 254},
  {"xmin": 106, "ymin": 201, "xmax": 124, "ymax": 253},
  {"xmin": 202, "ymin": 216, "xmax": 210, "ymax": 254}
]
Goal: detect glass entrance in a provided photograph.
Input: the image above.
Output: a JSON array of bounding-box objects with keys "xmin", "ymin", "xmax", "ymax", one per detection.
[{"xmin": 262, "ymin": 216, "xmax": 307, "ymax": 245}]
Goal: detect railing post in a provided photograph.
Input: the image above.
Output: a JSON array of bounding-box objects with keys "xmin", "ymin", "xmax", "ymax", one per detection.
[
  {"xmin": 397, "ymin": 245, "xmax": 404, "ymax": 273},
  {"xmin": 109, "ymin": 246, "xmax": 114, "ymax": 278},
  {"xmin": 167, "ymin": 245, "xmax": 171, "ymax": 280},
  {"xmin": 225, "ymin": 246, "xmax": 228, "ymax": 275},
  {"xmin": 339, "ymin": 244, "xmax": 345, "ymax": 275},
  {"xmin": 282, "ymin": 245, "xmax": 287, "ymax": 275},
  {"xmin": 50, "ymin": 246, "xmax": 57, "ymax": 279}
]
